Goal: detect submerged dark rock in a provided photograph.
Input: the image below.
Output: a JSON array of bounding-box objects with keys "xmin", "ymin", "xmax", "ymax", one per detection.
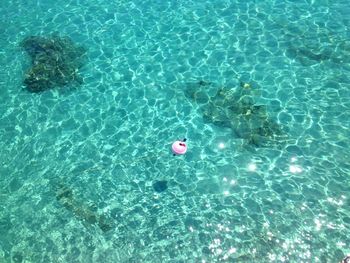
[
  {"xmin": 12, "ymin": 252, "xmax": 23, "ymax": 263},
  {"xmin": 185, "ymin": 81, "xmax": 287, "ymax": 147},
  {"xmin": 20, "ymin": 35, "xmax": 86, "ymax": 93},
  {"xmin": 56, "ymin": 184, "xmax": 114, "ymax": 232},
  {"xmin": 153, "ymin": 180, "xmax": 168, "ymax": 193},
  {"xmin": 281, "ymin": 24, "xmax": 350, "ymax": 66}
]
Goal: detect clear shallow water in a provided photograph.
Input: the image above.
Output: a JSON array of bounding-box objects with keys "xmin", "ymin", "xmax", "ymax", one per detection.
[{"xmin": 0, "ymin": 0, "xmax": 350, "ymax": 262}]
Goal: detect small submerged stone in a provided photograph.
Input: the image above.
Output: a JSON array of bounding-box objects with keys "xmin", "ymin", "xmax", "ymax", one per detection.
[
  {"xmin": 153, "ymin": 180, "xmax": 168, "ymax": 193},
  {"xmin": 12, "ymin": 252, "xmax": 23, "ymax": 263}
]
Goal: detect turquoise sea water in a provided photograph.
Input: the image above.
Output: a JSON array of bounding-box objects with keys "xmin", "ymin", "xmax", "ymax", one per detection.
[{"xmin": 1, "ymin": 0, "xmax": 350, "ymax": 262}]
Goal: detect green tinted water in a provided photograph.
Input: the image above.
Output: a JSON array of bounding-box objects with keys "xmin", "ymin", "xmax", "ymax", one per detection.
[{"xmin": 0, "ymin": 0, "xmax": 349, "ymax": 262}]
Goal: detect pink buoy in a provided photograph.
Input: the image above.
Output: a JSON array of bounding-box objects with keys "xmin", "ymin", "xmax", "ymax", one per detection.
[{"xmin": 172, "ymin": 140, "xmax": 187, "ymax": 155}]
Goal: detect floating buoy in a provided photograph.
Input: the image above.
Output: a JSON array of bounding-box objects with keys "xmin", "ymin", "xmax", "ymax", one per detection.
[{"xmin": 172, "ymin": 139, "xmax": 187, "ymax": 155}]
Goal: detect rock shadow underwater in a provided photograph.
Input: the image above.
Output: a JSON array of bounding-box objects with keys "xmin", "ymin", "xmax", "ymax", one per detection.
[
  {"xmin": 20, "ymin": 34, "xmax": 86, "ymax": 93},
  {"xmin": 153, "ymin": 180, "xmax": 168, "ymax": 193},
  {"xmin": 184, "ymin": 80, "xmax": 288, "ymax": 148},
  {"xmin": 279, "ymin": 22, "xmax": 350, "ymax": 67},
  {"xmin": 56, "ymin": 184, "xmax": 114, "ymax": 232}
]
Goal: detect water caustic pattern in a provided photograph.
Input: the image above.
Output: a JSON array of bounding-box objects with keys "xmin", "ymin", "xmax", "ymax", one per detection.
[{"xmin": 0, "ymin": 0, "xmax": 350, "ymax": 262}]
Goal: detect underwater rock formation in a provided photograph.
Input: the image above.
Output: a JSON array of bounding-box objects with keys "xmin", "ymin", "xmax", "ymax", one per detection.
[
  {"xmin": 281, "ymin": 25, "xmax": 350, "ymax": 66},
  {"xmin": 185, "ymin": 81, "xmax": 286, "ymax": 147},
  {"xmin": 20, "ymin": 35, "xmax": 86, "ymax": 93},
  {"xmin": 153, "ymin": 180, "xmax": 168, "ymax": 193},
  {"xmin": 56, "ymin": 184, "xmax": 114, "ymax": 232}
]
